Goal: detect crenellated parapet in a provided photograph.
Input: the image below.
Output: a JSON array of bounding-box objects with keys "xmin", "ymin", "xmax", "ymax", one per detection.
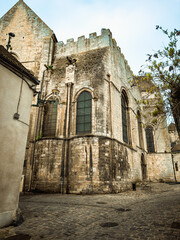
[
  {"xmin": 55, "ymin": 28, "xmax": 133, "ymax": 75},
  {"xmin": 110, "ymin": 38, "xmax": 133, "ymax": 77},
  {"xmin": 55, "ymin": 28, "xmax": 112, "ymax": 57}
]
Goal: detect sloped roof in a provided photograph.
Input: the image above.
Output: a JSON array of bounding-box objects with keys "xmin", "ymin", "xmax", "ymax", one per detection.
[
  {"xmin": 0, "ymin": 45, "xmax": 39, "ymax": 84},
  {"xmin": 0, "ymin": 0, "xmax": 57, "ymax": 41}
]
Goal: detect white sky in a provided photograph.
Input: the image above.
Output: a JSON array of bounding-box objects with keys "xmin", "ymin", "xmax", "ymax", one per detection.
[{"xmin": 1, "ymin": 0, "xmax": 180, "ymax": 74}]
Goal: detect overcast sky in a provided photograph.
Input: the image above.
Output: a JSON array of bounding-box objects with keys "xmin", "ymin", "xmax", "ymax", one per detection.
[{"xmin": 1, "ymin": 0, "xmax": 180, "ymax": 74}]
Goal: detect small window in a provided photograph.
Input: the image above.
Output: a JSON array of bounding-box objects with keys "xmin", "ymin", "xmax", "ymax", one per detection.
[
  {"xmin": 145, "ymin": 125, "xmax": 155, "ymax": 153},
  {"xmin": 23, "ymin": 160, "xmax": 27, "ymax": 168},
  {"xmin": 76, "ymin": 91, "xmax": 92, "ymax": 134},
  {"xmin": 121, "ymin": 91, "xmax": 129, "ymax": 143},
  {"xmin": 171, "ymin": 142, "xmax": 176, "ymax": 148},
  {"xmin": 42, "ymin": 99, "xmax": 58, "ymax": 137},
  {"xmin": 175, "ymin": 162, "xmax": 178, "ymax": 171}
]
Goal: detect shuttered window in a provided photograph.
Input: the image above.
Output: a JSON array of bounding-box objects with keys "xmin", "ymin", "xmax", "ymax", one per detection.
[
  {"xmin": 42, "ymin": 99, "xmax": 58, "ymax": 137},
  {"xmin": 145, "ymin": 125, "xmax": 155, "ymax": 153},
  {"xmin": 76, "ymin": 91, "xmax": 92, "ymax": 134}
]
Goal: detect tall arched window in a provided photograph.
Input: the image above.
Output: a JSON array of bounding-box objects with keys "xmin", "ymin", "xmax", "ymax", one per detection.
[
  {"xmin": 76, "ymin": 91, "xmax": 92, "ymax": 134},
  {"xmin": 145, "ymin": 125, "xmax": 155, "ymax": 153},
  {"xmin": 42, "ymin": 98, "xmax": 58, "ymax": 137},
  {"xmin": 137, "ymin": 110, "xmax": 144, "ymax": 148},
  {"xmin": 121, "ymin": 91, "xmax": 129, "ymax": 143}
]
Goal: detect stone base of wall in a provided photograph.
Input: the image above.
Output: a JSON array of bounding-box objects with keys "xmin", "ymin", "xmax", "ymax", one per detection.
[
  {"xmin": 26, "ymin": 137, "xmax": 138, "ymax": 194},
  {"xmin": 24, "ymin": 137, "xmax": 177, "ymax": 194}
]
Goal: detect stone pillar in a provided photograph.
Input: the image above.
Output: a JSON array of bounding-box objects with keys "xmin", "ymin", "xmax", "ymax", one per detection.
[{"xmin": 62, "ymin": 63, "xmax": 75, "ymax": 193}]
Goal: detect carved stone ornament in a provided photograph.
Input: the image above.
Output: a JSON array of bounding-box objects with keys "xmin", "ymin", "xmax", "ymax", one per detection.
[{"xmin": 66, "ymin": 65, "xmax": 75, "ymax": 83}]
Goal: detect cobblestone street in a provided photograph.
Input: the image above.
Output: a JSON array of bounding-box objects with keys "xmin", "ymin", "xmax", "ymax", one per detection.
[{"xmin": 1, "ymin": 183, "xmax": 180, "ymax": 240}]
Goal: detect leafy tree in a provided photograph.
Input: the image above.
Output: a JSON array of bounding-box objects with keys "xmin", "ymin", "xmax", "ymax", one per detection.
[{"xmin": 136, "ymin": 26, "xmax": 180, "ymax": 137}]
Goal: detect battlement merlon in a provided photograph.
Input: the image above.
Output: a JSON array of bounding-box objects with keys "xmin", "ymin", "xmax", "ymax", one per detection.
[
  {"xmin": 55, "ymin": 28, "xmax": 112, "ymax": 57},
  {"xmin": 111, "ymin": 38, "xmax": 133, "ymax": 77},
  {"xmin": 55, "ymin": 28, "xmax": 133, "ymax": 75}
]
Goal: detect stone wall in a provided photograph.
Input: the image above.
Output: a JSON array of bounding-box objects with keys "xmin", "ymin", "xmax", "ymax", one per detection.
[
  {"xmin": 147, "ymin": 153, "xmax": 175, "ymax": 182},
  {"xmin": 29, "ymin": 136, "xmax": 144, "ymax": 193},
  {"xmin": 173, "ymin": 153, "xmax": 180, "ymax": 182},
  {"xmin": 31, "ymin": 139, "xmax": 63, "ymax": 192}
]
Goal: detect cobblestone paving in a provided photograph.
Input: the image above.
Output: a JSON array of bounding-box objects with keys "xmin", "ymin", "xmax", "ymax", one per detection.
[{"xmin": 0, "ymin": 183, "xmax": 180, "ymax": 240}]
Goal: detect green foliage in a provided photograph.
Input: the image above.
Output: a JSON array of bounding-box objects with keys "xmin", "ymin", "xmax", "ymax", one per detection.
[
  {"xmin": 47, "ymin": 65, "xmax": 54, "ymax": 71},
  {"xmin": 141, "ymin": 26, "xmax": 179, "ymax": 88},
  {"xmin": 134, "ymin": 26, "xmax": 180, "ymax": 131},
  {"xmin": 36, "ymin": 135, "xmax": 42, "ymax": 140},
  {"xmin": 151, "ymin": 119, "xmax": 158, "ymax": 125},
  {"xmin": 152, "ymin": 109, "xmax": 159, "ymax": 117}
]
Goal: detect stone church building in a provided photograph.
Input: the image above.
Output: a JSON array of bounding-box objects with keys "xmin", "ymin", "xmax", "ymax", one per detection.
[{"xmin": 0, "ymin": 0, "xmax": 179, "ymax": 194}]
